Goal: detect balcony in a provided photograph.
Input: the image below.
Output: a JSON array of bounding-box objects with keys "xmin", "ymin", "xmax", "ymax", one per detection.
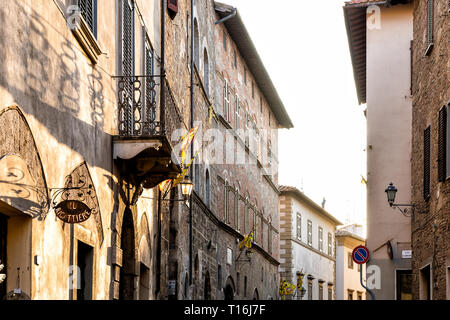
[{"xmin": 113, "ymin": 75, "xmax": 183, "ymax": 189}]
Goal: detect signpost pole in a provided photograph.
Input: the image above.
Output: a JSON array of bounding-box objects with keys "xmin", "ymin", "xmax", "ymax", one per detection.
[
  {"xmin": 360, "ymin": 267, "xmax": 375, "ymax": 300},
  {"xmin": 352, "ymin": 245, "xmax": 375, "ymax": 300}
]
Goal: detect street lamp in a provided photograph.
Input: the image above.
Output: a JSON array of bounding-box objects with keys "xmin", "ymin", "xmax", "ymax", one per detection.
[
  {"xmin": 180, "ymin": 177, "xmax": 194, "ymax": 199},
  {"xmin": 385, "ymin": 182, "xmax": 398, "ymax": 207},
  {"xmin": 384, "ymin": 182, "xmax": 415, "ymax": 216}
]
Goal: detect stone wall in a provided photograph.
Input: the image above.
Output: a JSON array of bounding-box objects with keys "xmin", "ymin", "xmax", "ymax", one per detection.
[{"xmin": 411, "ymin": 0, "xmax": 449, "ymax": 300}]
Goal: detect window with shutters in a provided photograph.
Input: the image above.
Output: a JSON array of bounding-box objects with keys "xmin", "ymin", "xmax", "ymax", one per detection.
[
  {"xmin": 223, "ymin": 80, "xmax": 230, "ymax": 121},
  {"xmin": 296, "ymin": 213, "xmax": 301, "ymax": 241},
  {"xmin": 235, "ymin": 189, "xmax": 239, "ymax": 230},
  {"xmin": 268, "ymin": 226, "xmax": 272, "ymax": 254},
  {"xmin": 319, "ymin": 283, "xmax": 323, "ymax": 300},
  {"xmin": 235, "ymin": 95, "xmax": 240, "ymax": 129},
  {"xmin": 245, "ymin": 112, "xmax": 250, "ymax": 147},
  {"xmin": 203, "ymin": 48, "xmax": 209, "ymax": 95},
  {"xmin": 122, "ymin": 0, "xmax": 134, "ymax": 78},
  {"xmin": 307, "ymin": 220, "xmax": 312, "ymax": 246},
  {"xmin": 328, "ymin": 232, "xmax": 332, "ymax": 256},
  {"xmin": 425, "ymin": 0, "xmax": 434, "ymax": 55},
  {"xmin": 71, "ymin": 0, "xmax": 101, "ymax": 63},
  {"xmin": 244, "ymin": 68, "xmax": 247, "ymax": 85},
  {"xmin": 224, "ymin": 181, "xmax": 229, "ymax": 223},
  {"xmin": 194, "ymin": 19, "xmax": 199, "ymax": 67},
  {"xmin": 205, "ymin": 170, "xmax": 210, "ymax": 207},
  {"xmin": 424, "ymin": 126, "xmax": 431, "ymax": 200},
  {"xmin": 253, "ymin": 208, "xmax": 257, "ymax": 243},
  {"xmin": 318, "ymin": 227, "xmax": 323, "ymax": 252},
  {"xmin": 144, "ymin": 39, "xmax": 155, "ymax": 126},
  {"xmin": 447, "ymin": 104, "xmax": 450, "ymax": 178},
  {"xmin": 245, "ymin": 198, "xmax": 249, "ymax": 234},
  {"xmin": 252, "ymin": 82, "xmax": 255, "ymax": 99},
  {"xmin": 78, "ymin": 0, "xmax": 97, "ymax": 37},
  {"xmin": 438, "ymin": 106, "xmax": 448, "ymax": 181},
  {"xmin": 348, "ymin": 253, "xmax": 354, "ymax": 269},
  {"xmin": 222, "ymin": 29, "xmax": 227, "ymax": 50}
]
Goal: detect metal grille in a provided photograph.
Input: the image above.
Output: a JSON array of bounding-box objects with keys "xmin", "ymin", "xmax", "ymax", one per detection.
[
  {"xmin": 119, "ymin": 0, "xmax": 134, "ymax": 136},
  {"xmin": 423, "ymin": 126, "xmax": 431, "ymax": 199},
  {"xmin": 438, "ymin": 107, "xmax": 447, "ymax": 182},
  {"xmin": 79, "ymin": 0, "xmax": 94, "ymax": 34}
]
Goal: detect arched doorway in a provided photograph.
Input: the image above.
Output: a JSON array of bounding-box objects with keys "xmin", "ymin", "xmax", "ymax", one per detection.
[
  {"xmin": 204, "ymin": 271, "xmax": 211, "ymax": 300},
  {"xmin": 224, "ymin": 276, "xmax": 235, "ymax": 301},
  {"xmin": 224, "ymin": 285, "xmax": 234, "ymax": 300},
  {"xmin": 253, "ymin": 288, "xmax": 259, "ymax": 300},
  {"xmin": 119, "ymin": 208, "xmax": 136, "ymax": 300}
]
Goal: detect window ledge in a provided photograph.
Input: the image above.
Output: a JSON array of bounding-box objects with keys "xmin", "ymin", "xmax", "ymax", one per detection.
[{"xmin": 72, "ymin": 16, "xmax": 102, "ymax": 64}]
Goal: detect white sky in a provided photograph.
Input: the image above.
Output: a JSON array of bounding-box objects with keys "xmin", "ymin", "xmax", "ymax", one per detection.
[{"xmin": 224, "ymin": 0, "xmax": 367, "ymax": 229}]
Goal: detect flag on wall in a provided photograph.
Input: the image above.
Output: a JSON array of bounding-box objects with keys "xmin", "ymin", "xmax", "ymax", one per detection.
[
  {"xmin": 361, "ymin": 175, "xmax": 367, "ymax": 185},
  {"xmin": 208, "ymin": 105, "xmax": 217, "ymax": 124},
  {"xmin": 239, "ymin": 226, "xmax": 256, "ymax": 251},
  {"xmin": 180, "ymin": 126, "xmax": 199, "ymax": 165},
  {"xmin": 279, "ymin": 280, "xmax": 296, "ymax": 298}
]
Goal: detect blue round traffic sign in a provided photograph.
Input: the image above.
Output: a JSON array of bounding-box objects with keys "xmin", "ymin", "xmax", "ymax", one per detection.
[{"xmin": 352, "ymin": 245, "xmax": 370, "ymax": 264}]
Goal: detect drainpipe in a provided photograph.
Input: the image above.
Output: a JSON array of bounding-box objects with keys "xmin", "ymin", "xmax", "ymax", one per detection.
[
  {"xmin": 214, "ymin": 8, "xmax": 236, "ymax": 25},
  {"xmin": 189, "ymin": 0, "xmax": 194, "ymax": 289},
  {"xmin": 156, "ymin": 0, "xmax": 166, "ymax": 299}
]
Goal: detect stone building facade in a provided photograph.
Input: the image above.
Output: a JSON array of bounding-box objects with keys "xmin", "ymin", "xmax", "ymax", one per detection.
[
  {"xmin": 278, "ymin": 186, "xmax": 342, "ymax": 300},
  {"xmin": 162, "ymin": 0, "xmax": 293, "ymax": 300},
  {"xmin": 410, "ymin": 0, "xmax": 449, "ymax": 300},
  {"xmin": 0, "ymin": 0, "xmax": 292, "ymax": 300},
  {"xmin": 0, "ymin": 0, "xmax": 170, "ymax": 300}
]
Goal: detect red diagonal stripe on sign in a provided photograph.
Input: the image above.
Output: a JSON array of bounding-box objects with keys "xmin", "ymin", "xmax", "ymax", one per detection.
[{"xmin": 355, "ymin": 248, "xmax": 367, "ymax": 262}]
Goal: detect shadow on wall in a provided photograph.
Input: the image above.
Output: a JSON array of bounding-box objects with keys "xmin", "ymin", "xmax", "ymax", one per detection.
[{"xmin": 0, "ymin": 1, "xmax": 111, "ymax": 172}]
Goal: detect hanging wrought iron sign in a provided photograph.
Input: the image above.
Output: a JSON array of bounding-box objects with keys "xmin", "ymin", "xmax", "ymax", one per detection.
[
  {"xmin": 55, "ymin": 200, "xmax": 91, "ymax": 224},
  {"xmin": 51, "ymin": 163, "xmax": 98, "ymax": 225}
]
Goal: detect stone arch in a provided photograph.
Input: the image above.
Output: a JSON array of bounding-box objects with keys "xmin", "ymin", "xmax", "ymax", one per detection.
[
  {"xmin": 0, "ymin": 105, "xmax": 49, "ymax": 219},
  {"xmin": 137, "ymin": 212, "xmax": 151, "ymax": 300},
  {"xmin": 253, "ymin": 288, "xmax": 259, "ymax": 300},
  {"xmin": 111, "ymin": 187, "xmax": 140, "ymax": 300},
  {"xmin": 204, "ymin": 270, "xmax": 211, "ymax": 300},
  {"xmin": 119, "ymin": 207, "xmax": 136, "ymax": 300},
  {"xmin": 224, "ymin": 275, "xmax": 235, "ymax": 301},
  {"xmin": 138, "ymin": 213, "xmax": 151, "ymax": 265}
]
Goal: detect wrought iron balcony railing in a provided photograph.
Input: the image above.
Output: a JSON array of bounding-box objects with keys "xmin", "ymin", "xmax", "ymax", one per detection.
[
  {"xmin": 114, "ymin": 74, "xmax": 185, "ymax": 143},
  {"xmin": 116, "ymin": 75, "xmax": 162, "ymax": 137}
]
